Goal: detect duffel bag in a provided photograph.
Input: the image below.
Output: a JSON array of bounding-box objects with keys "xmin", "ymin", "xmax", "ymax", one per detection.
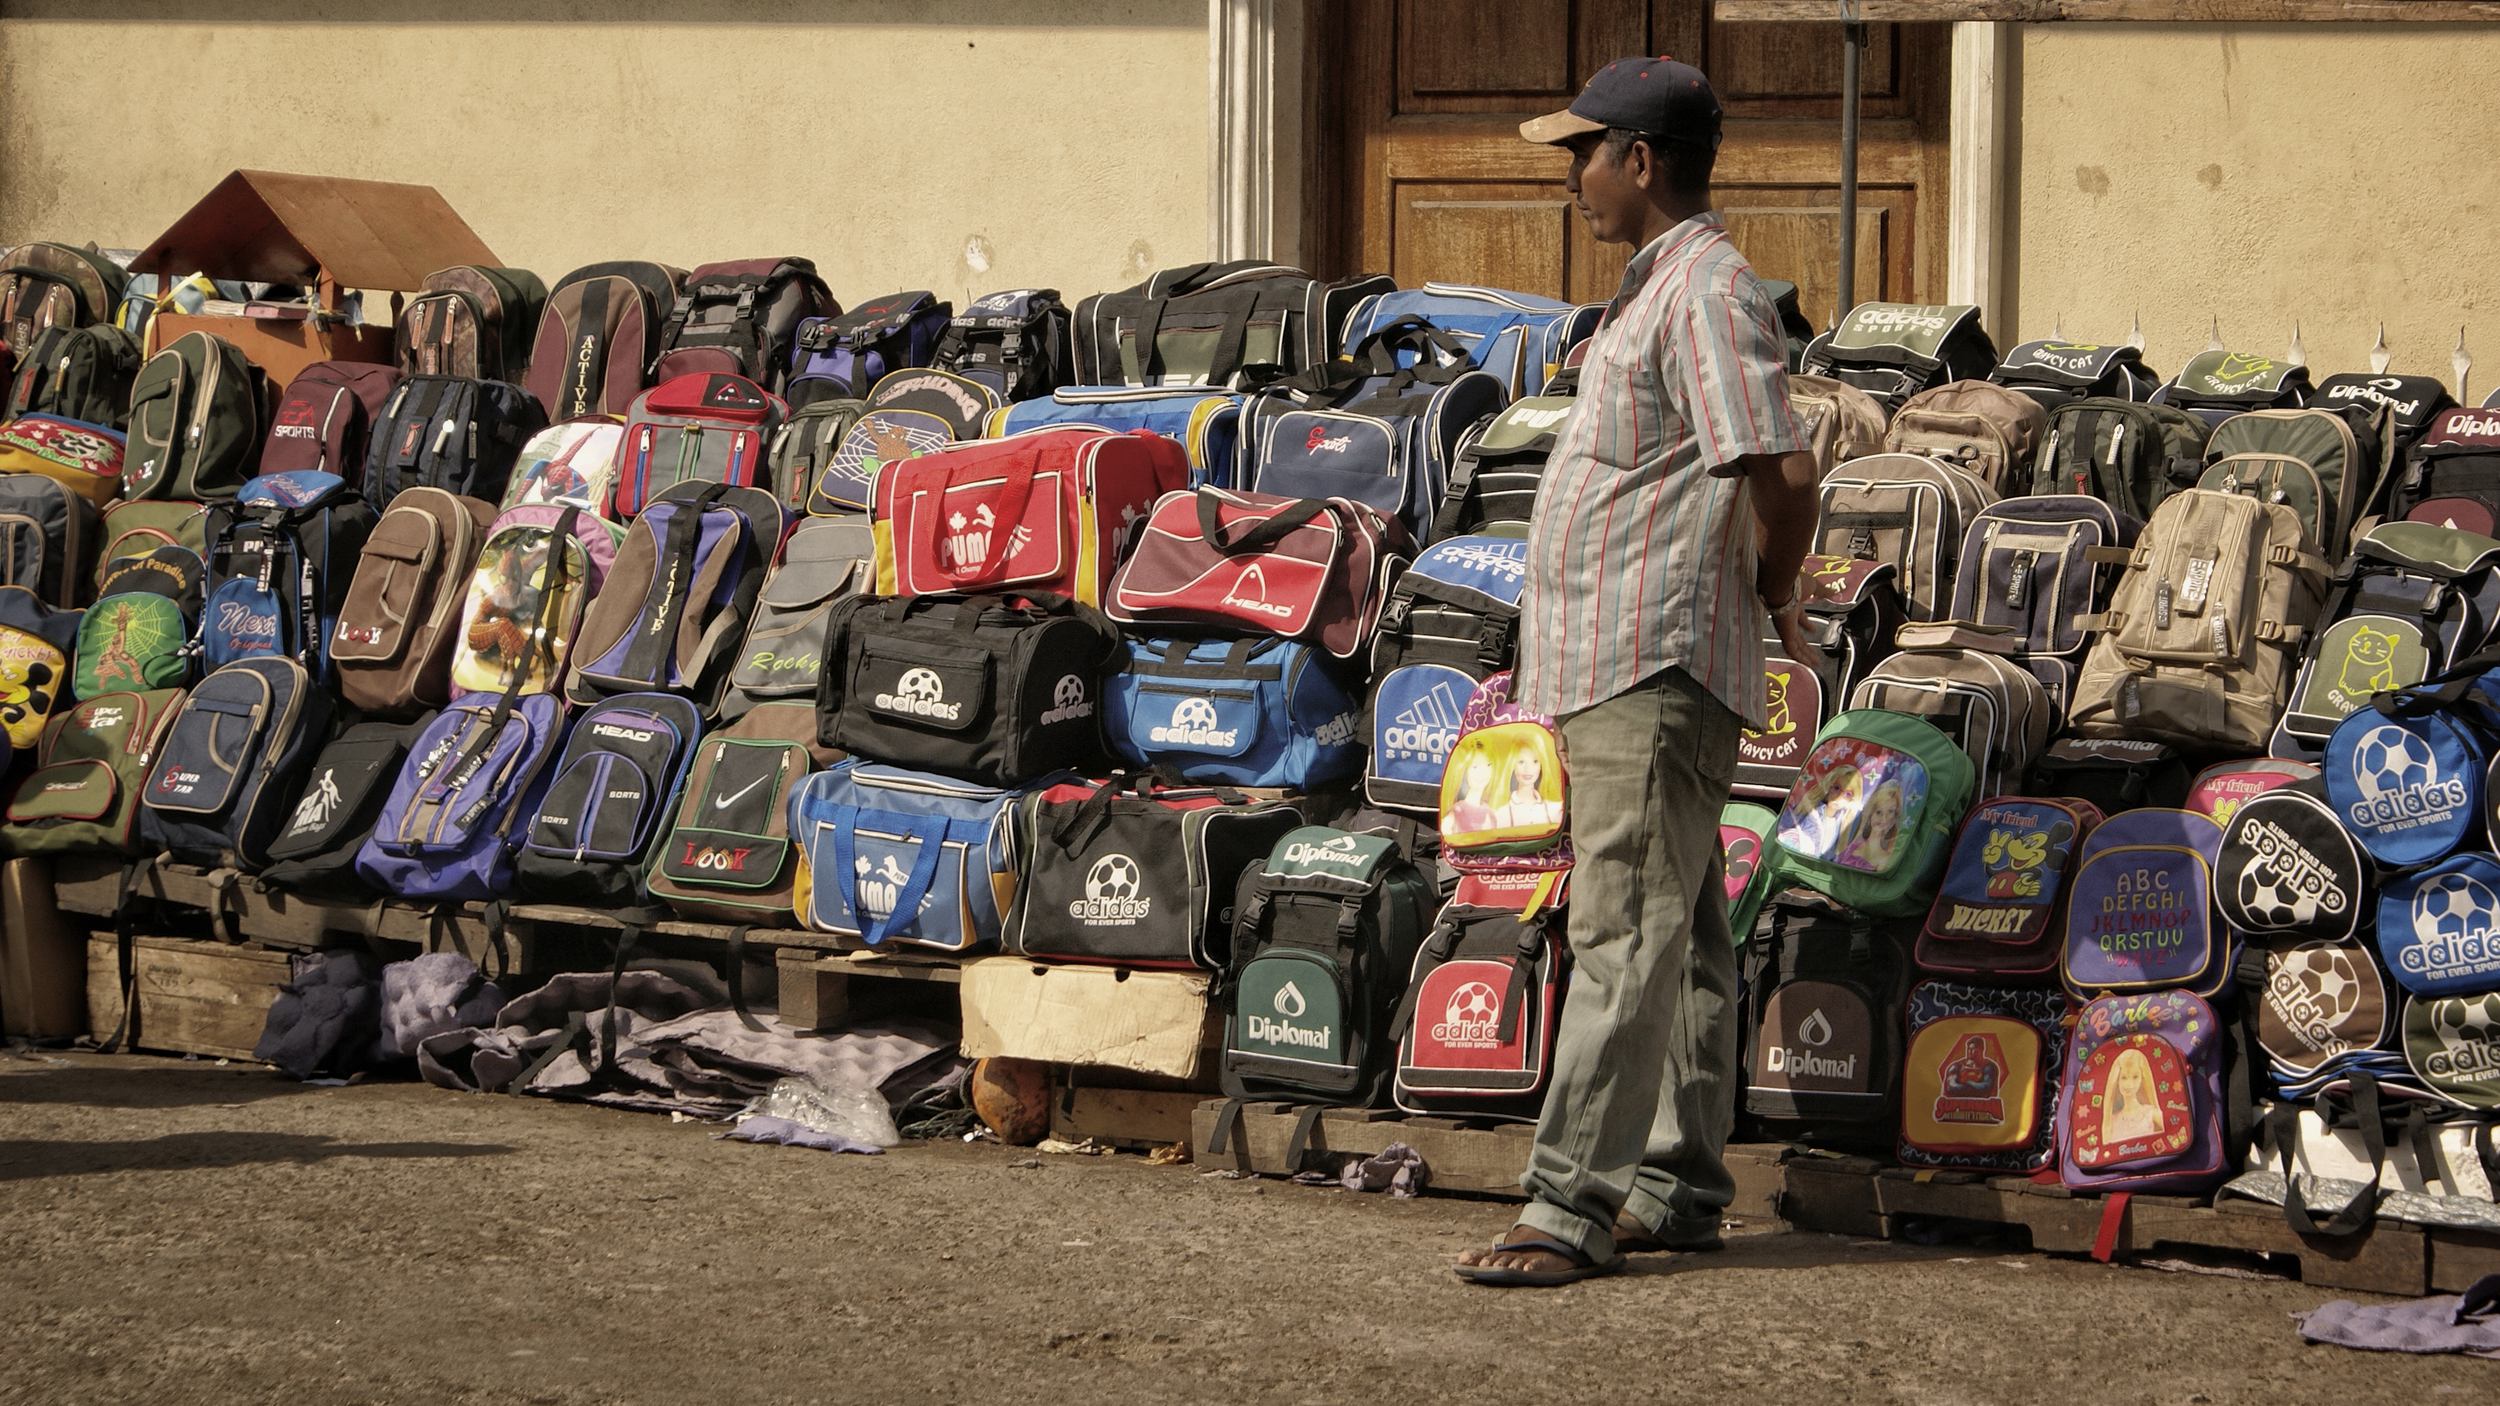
[
  {"xmin": 873, "ymin": 426, "xmax": 1181, "ymax": 606},
  {"xmin": 1105, "ymin": 486, "xmax": 1412, "ymax": 660},
  {"xmin": 788, "ymin": 759, "xmax": 1032, "ymax": 954},
  {"xmin": 1102, "ymin": 634, "xmax": 1364, "ymax": 790}
]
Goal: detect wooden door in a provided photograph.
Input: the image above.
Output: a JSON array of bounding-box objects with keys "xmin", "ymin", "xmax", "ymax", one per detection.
[{"xmin": 1303, "ymin": 1, "xmax": 1951, "ymax": 332}]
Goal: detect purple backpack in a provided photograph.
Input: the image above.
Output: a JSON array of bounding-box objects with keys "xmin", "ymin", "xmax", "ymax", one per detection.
[
  {"xmin": 786, "ymin": 292, "xmax": 953, "ymax": 408},
  {"xmin": 353, "ymin": 692, "xmax": 566, "ymax": 901},
  {"xmin": 2059, "ymin": 807, "xmax": 2229, "ymax": 998},
  {"xmin": 1438, "ymin": 670, "xmax": 1571, "ymax": 913},
  {"xmin": 563, "ymin": 481, "xmax": 781, "ymax": 712},
  {"xmin": 2057, "ymin": 989, "xmax": 2229, "ymax": 1194}
]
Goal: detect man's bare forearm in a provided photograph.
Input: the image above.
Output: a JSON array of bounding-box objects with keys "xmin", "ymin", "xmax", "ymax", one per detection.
[{"xmin": 1741, "ymin": 449, "xmax": 1820, "ymax": 605}]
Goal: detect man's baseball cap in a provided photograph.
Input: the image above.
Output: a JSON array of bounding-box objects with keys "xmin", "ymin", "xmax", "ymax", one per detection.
[{"xmin": 1519, "ymin": 57, "xmax": 1723, "ymax": 151}]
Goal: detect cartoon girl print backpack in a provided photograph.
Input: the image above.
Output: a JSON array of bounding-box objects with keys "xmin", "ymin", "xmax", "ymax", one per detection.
[
  {"xmin": 1770, "ymin": 709, "xmax": 1974, "ymax": 918},
  {"xmin": 2058, "ymin": 989, "xmax": 2231, "ymax": 1194},
  {"xmin": 1436, "ymin": 670, "xmax": 1569, "ymax": 914}
]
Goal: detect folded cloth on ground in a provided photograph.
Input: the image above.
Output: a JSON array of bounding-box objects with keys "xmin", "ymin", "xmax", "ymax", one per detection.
[{"xmin": 2297, "ymin": 1273, "xmax": 2500, "ymax": 1357}]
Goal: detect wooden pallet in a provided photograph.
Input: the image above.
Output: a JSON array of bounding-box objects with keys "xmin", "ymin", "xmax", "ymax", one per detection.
[
  {"xmin": 775, "ymin": 947, "xmax": 967, "ymax": 1030},
  {"xmin": 84, "ymin": 933, "xmax": 292, "ymax": 1060}
]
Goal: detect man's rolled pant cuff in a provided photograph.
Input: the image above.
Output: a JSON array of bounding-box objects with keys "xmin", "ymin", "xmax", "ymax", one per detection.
[{"xmin": 1514, "ymin": 1198, "xmax": 1613, "ymax": 1262}]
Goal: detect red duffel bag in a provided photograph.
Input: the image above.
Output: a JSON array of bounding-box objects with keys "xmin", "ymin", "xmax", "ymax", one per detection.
[
  {"xmin": 874, "ymin": 426, "xmax": 1183, "ymax": 605},
  {"xmin": 1103, "ymin": 485, "xmax": 1412, "ymax": 659}
]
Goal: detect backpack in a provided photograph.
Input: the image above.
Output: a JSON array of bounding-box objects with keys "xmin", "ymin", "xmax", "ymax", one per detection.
[
  {"xmin": 611, "ymin": 372, "xmax": 788, "ymax": 519},
  {"xmin": 124, "ymin": 331, "xmax": 267, "ymax": 501},
  {"xmin": 114, "ymin": 271, "xmax": 218, "ymax": 344},
  {"xmin": 564, "ymin": 481, "xmax": 780, "ymax": 712},
  {"xmin": 1334, "ymin": 283, "xmax": 1601, "ymax": 397},
  {"xmin": 0, "ymin": 243, "xmax": 125, "ymax": 351},
  {"xmin": 2157, "ymin": 349, "xmax": 2314, "ymax": 427},
  {"xmin": 1787, "ymin": 373, "xmax": 1888, "ymax": 477},
  {"xmin": 1216, "ymin": 825, "xmax": 1436, "ymax": 1113},
  {"xmin": 0, "ymin": 686, "xmax": 185, "ymax": 857},
  {"xmin": 261, "ymin": 361, "xmax": 402, "ymax": 482},
  {"xmin": 449, "ymin": 505, "xmax": 621, "ymax": 701},
  {"xmin": 515, "ymin": 693, "xmax": 705, "ymax": 907},
  {"xmin": 2199, "ymin": 408, "xmax": 2372, "ymax": 561},
  {"xmin": 1390, "ymin": 904, "xmax": 1567, "ymax": 1121},
  {"xmin": 398, "ymin": 266, "xmax": 546, "ymax": 382},
  {"xmin": 777, "ymin": 399, "xmax": 866, "ymax": 517},
  {"xmin": 644, "ymin": 701, "xmax": 823, "ymax": 925},
  {"xmin": 255, "ymin": 717, "xmax": 432, "ymax": 900},
  {"xmin": 2059, "ymin": 807, "xmax": 2228, "ymax": 999},
  {"xmin": 2067, "ymin": 489, "xmax": 2330, "ymax": 752},
  {"xmin": 1721, "ymin": 800, "xmax": 1780, "ymax": 938},
  {"xmin": 1105, "ymin": 634, "xmax": 1365, "ymax": 790},
  {"xmin": 1770, "ymin": 709, "xmax": 1974, "ymax": 918},
  {"xmin": 2253, "ymin": 938, "xmax": 2395, "ymax": 1085},
  {"xmin": 862, "ymin": 366, "xmax": 1002, "ymax": 441},
  {"xmin": 1920, "ymin": 796, "xmax": 2101, "ymax": 985},
  {"xmin": 332, "ymin": 487, "xmax": 498, "ymax": 718},
  {"xmin": 2028, "ymin": 736, "xmax": 2192, "ymax": 816},
  {"xmin": 2316, "ymin": 373, "xmax": 2456, "ymax": 464},
  {"xmin": 527, "ymin": 261, "xmax": 686, "ymax": 419},
  {"xmin": 354, "ymin": 692, "xmax": 567, "ymax": 901},
  {"xmin": 872, "ymin": 427, "xmax": 1182, "ymax": 607},
  {"xmin": 988, "ymin": 386, "xmax": 1241, "ymax": 489},
  {"xmin": 817, "ymin": 591, "xmax": 1121, "ymax": 787},
  {"xmin": 2057, "ymin": 989, "xmax": 2231, "ymax": 1194},
  {"xmin": 1788, "ymin": 552, "xmax": 1907, "ymax": 703},
  {"xmin": 2389, "ymin": 406, "xmax": 2500, "ymax": 534},
  {"xmin": 137, "ymin": 656, "xmax": 331, "ymax": 870},
  {"xmin": 2028, "ymin": 398, "xmax": 2210, "ymax": 534},
  {"xmin": 0, "ymin": 471, "xmax": 98, "ymax": 609},
  {"xmin": 1735, "ymin": 639, "xmax": 1848, "ymax": 809},
  {"xmin": 6, "ymin": 323, "xmax": 141, "ymax": 429},
  {"xmin": 75, "ymin": 548, "xmax": 201, "ymax": 696},
  {"xmin": 0, "ymin": 585, "xmax": 78, "ymax": 748},
  {"xmin": 786, "ymin": 291, "xmax": 952, "ymax": 407},
  {"xmin": 1433, "ymin": 394, "xmax": 1569, "ymax": 538},
  {"xmin": 1008, "ymin": 773, "xmax": 1304, "ymax": 969},
  {"xmin": 805, "ymin": 406, "xmax": 955, "ymax": 514},
  {"xmin": 1898, "ymin": 981, "xmax": 2072, "ymax": 1171},
  {"xmin": 1436, "ymin": 671, "xmax": 1570, "ymax": 896},
  {"xmin": 1105, "ymin": 486, "xmax": 1412, "ymax": 660},
  {"xmin": 1741, "ymin": 895, "xmax": 1916, "ymax": 1149},
  {"xmin": 1074, "ymin": 261, "xmax": 1394, "ymax": 390},
  {"xmin": 2322, "ymin": 701, "xmax": 2484, "ymax": 869},
  {"xmin": 1801, "ymin": 303, "xmax": 1999, "ymax": 411},
  {"xmin": 652, "ymin": 257, "xmax": 836, "ymax": 394},
  {"xmin": 1847, "ymin": 641, "xmax": 2051, "ymax": 801},
  {"xmin": 2273, "ymin": 522, "xmax": 2500, "ymax": 758},
  {"xmin": 2404, "ymin": 990, "xmax": 2500, "ymax": 1108},
  {"xmin": 1240, "ymin": 316, "xmax": 1510, "ymax": 546},
  {"xmin": 1363, "ymin": 534, "xmax": 1526, "ymax": 810},
  {"xmin": 94, "ymin": 500, "xmax": 208, "ymax": 590},
  {"xmin": 2215, "ymin": 784, "xmax": 2370, "ymax": 944},
  {"xmin": 199, "ymin": 471, "xmax": 378, "ymax": 683},
  {"xmin": 2186, "ymin": 757, "xmax": 2319, "ymax": 827},
  {"xmin": 0, "ymin": 412, "xmax": 124, "ymax": 511},
  {"xmin": 719, "ymin": 515, "xmax": 875, "ymax": 722},
  {"xmin": 1989, "ymin": 339, "xmax": 2161, "ymax": 411},
  {"xmin": 361, "ymin": 375, "xmax": 548, "ymax": 510},
  {"xmin": 1813, "ymin": 452, "xmax": 1998, "ymax": 622},
  {"xmin": 788, "ymin": 758, "xmax": 1028, "ymax": 953},
  {"xmin": 501, "ymin": 417, "xmax": 623, "ymax": 518},
  {"xmin": 1949, "ymin": 495, "xmax": 2140, "ymax": 662},
  {"xmin": 933, "ymin": 288, "xmax": 1074, "ymax": 404},
  {"xmin": 1881, "ymin": 380, "xmax": 2047, "ymax": 494}
]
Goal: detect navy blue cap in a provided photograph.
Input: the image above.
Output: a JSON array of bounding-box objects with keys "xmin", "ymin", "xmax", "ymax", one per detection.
[{"xmin": 1520, "ymin": 57, "xmax": 1723, "ymax": 151}]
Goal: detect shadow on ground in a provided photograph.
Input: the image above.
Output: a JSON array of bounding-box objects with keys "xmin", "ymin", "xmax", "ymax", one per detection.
[{"xmin": 0, "ymin": 1130, "xmax": 514, "ymax": 1181}]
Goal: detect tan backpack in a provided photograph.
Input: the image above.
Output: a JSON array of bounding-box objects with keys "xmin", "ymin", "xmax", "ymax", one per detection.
[
  {"xmin": 1883, "ymin": 380, "xmax": 2047, "ymax": 494},
  {"xmin": 1813, "ymin": 452, "xmax": 1999, "ymax": 622},
  {"xmin": 332, "ymin": 488, "xmax": 498, "ymax": 718},
  {"xmin": 2067, "ymin": 488, "xmax": 2329, "ymax": 751},
  {"xmin": 1788, "ymin": 373, "xmax": 1888, "ymax": 477}
]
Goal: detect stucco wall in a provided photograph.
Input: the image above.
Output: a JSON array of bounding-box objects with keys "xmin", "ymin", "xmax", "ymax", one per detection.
[
  {"xmin": 2012, "ymin": 23, "xmax": 2500, "ymax": 389},
  {"xmin": 0, "ymin": 1, "xmax": 1207, "ymax": 310}
]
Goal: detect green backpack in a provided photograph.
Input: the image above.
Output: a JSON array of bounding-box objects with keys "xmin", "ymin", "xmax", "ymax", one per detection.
[
  {"xmin": 1720, "ymin": 800, "xmax": 1781, "ymax": 941},
  {"xmin": 123, "ymin": 330, "xmax": 267, "ymax": 501},
  {"xmin": 1769, "ymin": 709, "xmax": 1973, "ymax": 918},
  {"xmin": 0, "ymin": 686, "xmax": 186, "ymax": 856},
  {"xmin": 2198, "ymin": 407, "xmax": 2375, "ymax": 560},
  {"xmin": 2030, "ymin": 396, "xmax": 2212, "ymax": 519}
]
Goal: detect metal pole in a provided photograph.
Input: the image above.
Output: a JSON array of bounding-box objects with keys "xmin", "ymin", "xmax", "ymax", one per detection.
[{"xmin": 1836, "ymin": 2, "xmax": 1867, "ymax": 324}]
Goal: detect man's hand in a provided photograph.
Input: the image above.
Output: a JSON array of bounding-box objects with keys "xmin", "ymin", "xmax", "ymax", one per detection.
[
  {"xmin": 1739, "ymin": 447, "xmax": 1824, "ymax": 669},
  {"xmin": 1769, "ymin": 598, "xmax": 1824, "ymax": 672}
]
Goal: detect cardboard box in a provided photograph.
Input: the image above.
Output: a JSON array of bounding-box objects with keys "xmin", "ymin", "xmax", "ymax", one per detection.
[{"xmin": 958, "ymin": 958, "xmax": 1216, "ymax": 1079}]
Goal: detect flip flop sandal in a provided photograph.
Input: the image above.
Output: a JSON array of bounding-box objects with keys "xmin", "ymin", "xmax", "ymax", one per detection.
[{"xmin": 1452, "ymin": 1234, "xmax": 1627, "ymax": 1288}]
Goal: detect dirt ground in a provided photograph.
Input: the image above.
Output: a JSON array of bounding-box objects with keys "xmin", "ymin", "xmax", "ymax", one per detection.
[{"xmin": 3, "ymin": 1051, "xmax": 2495, "ymax": 1406}]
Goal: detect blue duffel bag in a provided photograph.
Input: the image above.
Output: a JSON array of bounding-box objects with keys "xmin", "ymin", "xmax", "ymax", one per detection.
[
  {"xmin": 789, "ymin": 759, "xmax": 1044, "ymax": 953},
  {"xmin": 987, "ymin": 386, "xmax": 1242, "ymax": 488},
  {"xmin": 1102, "ymin": 635, "xmax": 1365, "ymax": 790}
]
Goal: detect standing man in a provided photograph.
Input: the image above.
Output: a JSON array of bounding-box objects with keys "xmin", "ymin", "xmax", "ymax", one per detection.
[{"xmin": 1455, "ymin": 57, "xmax": 1822, "ymax": 1287}]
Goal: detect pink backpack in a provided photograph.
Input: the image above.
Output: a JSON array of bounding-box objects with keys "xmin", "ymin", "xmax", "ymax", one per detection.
[{"xmin": 1438, "ymin": 670, "xmax": 1570, "ymax": 913}]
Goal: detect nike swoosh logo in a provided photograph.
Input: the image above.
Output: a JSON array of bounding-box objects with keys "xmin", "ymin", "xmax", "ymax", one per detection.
[{"xmin": 712, "ymin": 775, "xmax": 770, "ymax": 811}]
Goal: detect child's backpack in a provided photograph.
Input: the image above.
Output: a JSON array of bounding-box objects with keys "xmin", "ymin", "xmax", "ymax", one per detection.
[
  {"xmin": 2214, "ymin": 784, "xmax": 2369, "ymax": 944},
  {"xmin": 2057, "ymin": 989, "xmax": 2231, "ymax": 1194},
  {"xmin": 2198, "ymin": 407, "xmax": 2373, "ymax": 561},
  {"xmin": 0, "ymin": 412, "xmax": 125, "ymax": 510},
  {"xmin": 1801, "ymin": 302, "xmax": 1999, "ymax": 412},
  {"xmin": 933, "ymin": 288, "xmax": 1074, "ymax": 404},
  {"xmin": 805, "ymin": 406, "xmax": 955, "ymax": 514},
  {"xmin": 1074, "ymin": 260, "xmax": 1394, "ymax": 389},
  {"xmin": 0, "ymin": 586, "xmax": 79, "ymax": 749},
  {"xmin": 354, "ymin": 692, "xmax": 566, "ymax": 902},
  {"xmin": 2060, "ymin": 807, "xmax": 2228, "ymax": 999},
  {"xmin": 1787, "ymin": 373, "xmax": 1888, "ymax": 477},
  {"xmin": 2252, "ymin": 938, "xmax": 2394, "ymax": 1087},
  {"xmin": 1390, "ymin": 904, "xmax": 1567, "ymax": 1121},
  {"xmin": 786, "ymin": 292, "xmax": 952, "ymax": 407},
  {"xmin": 565, "ymin": 482, "xmax": 780, "ymax": 713},
  {"xmin": 1813, "ymin": 452, "xmax": 1998, "ymax": 622},
  {"xmin": 1899, "ymin": 981, "xmax": 2072, "ymax": 1171},
  {"xmin": 718, "ymin": 515, "xmax": 875, "ymax": 722},
  {"xmin": 0, "ymin": 686, "xmax": 185, "ymax": 857},
  {"xmin": 1742, "ymin": 894, "xmax": 1917, "ymax": 1150},
  {"xmin": 137, "ymin": 656, "xmax": 331, "ymax": 870},
  {"xmin": 361, "ymin": 375, "xmax": 547, "ymax": 510},
  {"xmin": 1, "ymin": 242, "xmax": 126, "ymax": 352},
  {"xmin": 449, "ymin": 505, "xmax": 621, "ymax": 701},
  {"xmin": 2381, "ymin": 853, "xmax": 2500, "ymax": 999},
  {"xmin": 398, "ymin": 265, "xmax": 546, "ymax": 382},
  {"xmin": 124, "ymin": 330, "xmax": 266, "ymax": 501},
  {"xmin": 1334, "ymin": 283, "xmax": 1600, "ymax": 397},
  {"xmin": 1948, "ymin": 495, "xmax": 2140, "ymax": 664},
  {"xmin": 2157, "ymin": 348, "xmax": 2314, "ymax": 428},
  {"xmin": 332, "ymin": 488, "xmax": 498, "ymax": 718},
  {"xmin": 1770, "ymin": 709, "xmax": 1975, "ymax": 918},
  {"xmin": 2389, "ymin": 406, "xmax": 2500, "ymax": 534},
  {"xmin": 2067, "ymin": 488, "xmax": 2330, "ymax": 752},
  {"xmin": 1848, "ymin": 639, "xmax": 2054, "ymax": 799},
  {"xmin": 611, "ymin": 372, "xmax": 789, "ymax": 519},
  {"xmin": 2273, "ymin": 522, "xmax": 2500, "ymax": 759},
  {"xmin": 527, "ymin": 261, "xmax": 687, "ymax": 420},
  {"xmin": 988, "ymin": 387, "xmax": 1241, "ymax": 489},
  {"xmin": 2317, "ymin": 372, "xmax": 2455, "ymax": 464},
  {"xmin": 1363, "ymin": 534, "xmax": 1526, "ymax": 811},
  {"xmin": 199, "ymin": 470, "xmax": 379, "ymax": 683},
  {"xmin": 1105, "ymin": 486, "xmax": 1412, "ymax": 661},
  {"xmin": 1433, "ymin": 394, "xmax": 1569, "ymax": 537},
  {"xmin": 1215, "ymin": 825, "xmax": 1436, "ymax": 1120},
  {"xmin": 255, "ymin": 717, "xmax": 431, "ymax": 900},
  {"xmin": 260, "ymin": 360, "xmax": 403, "ymax": 482},
  {"xmin": 501, "ymin": 417, "xmax": 623, "ymax": 518},
  {"xmin": 75, "ymin": 547, "xmax": 201, "ymax": 696},
  {"xmin": 515, "ymin": 693, "xmax": 704, "ymax": 907},
  {"xmin": 1008, "ymin": 774, "xmax": 1304, "ymax": 969},
  {"xmin": 6, "ymin": 323, "xmax": 141, "ymax": 429},
  {"xmin": 1920, "ymin": 796, "xmax": 2101, "ymax": 985},
  {"xmin": 651, "ymin": 258, "xmax": 836, "ymax": 394},
  {"xmin": 1989, "ymin": 338, "xmax": 2161, "ymax": 411},
  {"xmin": 1881, "ymin": 380, "xmax": 2047, "ymax": 494},
  {"xmin": 1437, "ymin": 671, "xmax": 1572, "ymax": 914},
  {"xmin": 873, "ymin": 427, "xmax": 1182, "ymax": 607},
  {"xmin": 2029, "ymin": 396, "xmax": 2212, "ymax": 519},
  {"xmin": 1105, "ymin": 634, "xmax": 1364, "ymax": 791},
  {"xmin": 862, "ymin": 366, "xmax": 1003, "ymax": 442},
  {"xmin": 2322, "ymin": 697, "xmax": 2483, "ymax": 869},
  {"xmin": 1720, "ymin": 800, "xmax": 1780, "ymax": 938},
  {"xmin": 2027, "ymin": 736, "xmax": 2191, "ymax": 817},
  {"xmin": 2186, "ymin": 756, "xmax": 2319, "ymax": 827},
  {"xmin": 0, "ymin": 471, "xmax": 98, "ymax": 609},
  {"xmin": 644, "ymin": 701, "xmax": 822, "ymax": 926},
  {"xmin": 94, "ymin": 500, "xmax": 208, "ymax": 589},
  {"xmin": 788, "ymin": 758, "xmax": 1027, "ymax": 954},
  {"xmin": 775, "ymin": 399, "xmax": 866, "ymax": 517}
]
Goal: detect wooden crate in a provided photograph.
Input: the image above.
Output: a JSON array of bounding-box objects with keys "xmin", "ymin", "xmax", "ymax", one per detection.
[
  {"xmin": 84, "ymin": 934, "xmax": 292, "ymax": 1060},
  {"xmin": 775, "ymin": 948, "xmax": 967, "ymax": 1031}
]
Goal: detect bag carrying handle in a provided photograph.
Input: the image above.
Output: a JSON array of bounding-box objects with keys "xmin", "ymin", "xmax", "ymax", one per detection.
[
  {"xmin": 2268, "ymin": 1069, "xmax": 2387, "ymax": 1238},
  {"xmin": 830, "ymin": 805, "xmax": 950, "ymax": 948},
  {"xmin": 921, "ymin": 445, "xmax": 1044, "ymax": 588},
  {"xmin": 1194, "ymin": 487, "xmax": 1332, "ymax": 556}
]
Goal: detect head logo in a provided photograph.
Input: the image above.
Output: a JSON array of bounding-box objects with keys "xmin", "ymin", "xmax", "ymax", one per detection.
[
  {"xmin": 874, "ymin": 666, "xmax": 962, "ymax": 721},
  {"xmin": 1222, "ymin": 563, "xmax": 1294, "ymax": 619},
  {"xmin": 1429, "ymin": 980, "xmax": 1505, "ymax": 1046},
  {"xmin": 2347, "ymin": 724, "xmax": 2467, "ymax": 829},
  {"xmin": 1069, "ymin": 852, "xmax": 1152, "ymax": 925},
  {"xmin": 1040, "ymin": 673, "xmax": 1093, "ymax": 726}
]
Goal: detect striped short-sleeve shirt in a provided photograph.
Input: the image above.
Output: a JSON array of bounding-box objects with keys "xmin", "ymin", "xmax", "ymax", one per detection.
[{"xmin": 1514, "ymin": 212, "xmax": 1804, "ymax": 729}]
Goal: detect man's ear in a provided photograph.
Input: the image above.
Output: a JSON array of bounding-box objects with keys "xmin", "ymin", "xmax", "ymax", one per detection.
[{"xmin": 1626, "ymin": 138, "xmax": 1657, "ymax": 192}]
